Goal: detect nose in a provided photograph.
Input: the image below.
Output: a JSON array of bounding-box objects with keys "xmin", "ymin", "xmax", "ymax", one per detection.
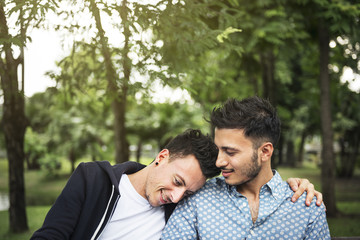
[
  {"xmin": 171, "ymin": 187, "xmax": 186, "ymax": 203},
  {"xmin": 216, "ymin": 151, "xmax": 228, "ymax": 168}
]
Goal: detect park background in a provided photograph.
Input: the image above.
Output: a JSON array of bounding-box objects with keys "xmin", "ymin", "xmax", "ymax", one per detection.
[{"xmin": 0, "ymin": 0, "xmax": 360, "ymax": 239}]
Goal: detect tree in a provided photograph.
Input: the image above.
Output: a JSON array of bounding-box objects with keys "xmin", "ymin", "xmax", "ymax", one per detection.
[
  {"xmin": 53, "ymin": 0, "xmax": 180, "ymax": 163},
  {"xmin": 329, "ymin": 33, "xmax": 360, "ymax": 178},
  {"xmin": 45, "ymin": 42, "xmax": 117, "ymax": 171},
  {"xmin": 318, "ymin": 18, "xmax": 338, "ymax": 216},
  {"xmin": 25, "ymin": 88, "xmax": 59, "ymax": 170},
  {"xmin": 334, "ymin": 85, "xmax": 360, "ymax": 178},
  {"xmin": 87, "ymin": 0, "xmax": 130, "ymax": 163},
  {"xmin": 292, "ymin": 0, "xmax": 360, "ymax": 217},
  {"xmin": 0, "ymin": 0, "xmax": 56, "ymax": 232}
]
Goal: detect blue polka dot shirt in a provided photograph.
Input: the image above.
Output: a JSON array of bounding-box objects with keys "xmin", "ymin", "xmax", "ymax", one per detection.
[{"xmin": 161, "ymin": 171, "xmax": 330, "ymax": 240}]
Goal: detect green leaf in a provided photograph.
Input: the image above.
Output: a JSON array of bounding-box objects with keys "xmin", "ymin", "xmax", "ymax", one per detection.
[{"xmin": 216, "ymin": 27, "xmax": 242, "ymax": 43}]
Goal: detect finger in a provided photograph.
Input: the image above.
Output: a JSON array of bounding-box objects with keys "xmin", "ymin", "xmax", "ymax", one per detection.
[
  {"xmin": 291, "ymin": 183, "xmax": 306, "ymax": 202},
  {"xmin": 305, "ymin": 184, "xmax": 315, "ymax": 206},
  {"xmin": 287, "ymin": 178, "xmax": 300, "ymax": 191},
  {"xmin": 291, "ymin": 191, "xmax": 301, "ymax": 203},
  {"xmin": 291, "ymin": 178, "xmax": 310, "ymax": 203},
  {"xmin": 314, "ymin": 190, "xmax": 323, "ymax": 207},
  {"xmin": 297, "ymin": 179, "xmax": 309, "ymax": 194}
]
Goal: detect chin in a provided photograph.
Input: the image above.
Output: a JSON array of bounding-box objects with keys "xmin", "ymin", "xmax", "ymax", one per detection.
[
  {"xmin": 224, "ymin": 178, "xmax": 237, "ymax": 186},
  {"xmin": 225, "ymin": 178, "xmax": 249, "ymax": 186},
  {"xmin": 146, "ymin": 195, "xmax": 157, "ymax": 207},
  {"xmin": 149, "ymin": 201, "xmax": 159, "ymax": 207}
]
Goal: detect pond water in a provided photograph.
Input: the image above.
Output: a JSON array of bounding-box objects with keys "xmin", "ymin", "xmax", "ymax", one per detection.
[{"xmin": 0, "ymin": 192, "xmax": 10, "ymax": 211}]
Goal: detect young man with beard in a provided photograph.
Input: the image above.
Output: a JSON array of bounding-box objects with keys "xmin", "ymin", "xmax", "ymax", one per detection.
[{"xmin": 161, "ymin": 97, "xmax": 330, "ymax": 239}]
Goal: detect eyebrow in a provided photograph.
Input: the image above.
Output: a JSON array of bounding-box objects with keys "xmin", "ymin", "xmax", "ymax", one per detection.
[{"xmin": 220, "ymin": 146, "xmax": 239, "ymax": 152}]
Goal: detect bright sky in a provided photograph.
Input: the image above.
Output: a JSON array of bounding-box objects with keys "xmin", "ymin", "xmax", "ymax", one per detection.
[{"xmin": 24, "ymin": 29, "xmax": 61, "ymax": 97}]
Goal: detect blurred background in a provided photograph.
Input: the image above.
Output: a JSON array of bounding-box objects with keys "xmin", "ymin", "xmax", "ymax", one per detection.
[{"xmin": 0, "ymin": 0, "xmax": 359, "ymax": 239}]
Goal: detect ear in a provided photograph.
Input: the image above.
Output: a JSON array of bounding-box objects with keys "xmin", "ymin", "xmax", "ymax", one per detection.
[
  {"xmin": 259, "ymin": 142, "xmax": 273, "ymax": 162},
  {"xmin": 156, "ymin": 149, "xmax": 170, "ymax": 163}
]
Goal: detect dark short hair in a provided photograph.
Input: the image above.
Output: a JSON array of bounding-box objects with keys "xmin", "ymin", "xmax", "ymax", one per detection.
[
  {"xmin": 165, "ymin": 129, "xmax": 220, "ymax": 179},
  {"xmin": 210, "ymin": 96, "xmax": 281, "ymax": 148}
]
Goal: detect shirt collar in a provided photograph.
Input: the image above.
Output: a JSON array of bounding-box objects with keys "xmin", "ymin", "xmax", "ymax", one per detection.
[{"xmin": 262, "ymin": 170, "xmax": 283, "ymax": 200}]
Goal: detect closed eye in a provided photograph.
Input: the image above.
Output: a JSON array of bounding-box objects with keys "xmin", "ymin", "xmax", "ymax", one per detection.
[
  {"xmin": 174, "ymin": 178, "xmax": 182, "ymax": 186},
  {"xmin": 221, "ymin": 147, "xmax": 238, "ymax": 157},
  {"xmin": 224, "ymin": 150, "xmax": 236, "ymax": 156}
]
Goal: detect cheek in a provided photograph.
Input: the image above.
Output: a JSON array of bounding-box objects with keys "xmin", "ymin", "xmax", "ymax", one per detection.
[
  {"xmin": 228, "ymin": 155, "xmax": 241, "ymax": 166},
  {"xmin": 231, "ymin": 154, "xmax": 252, "ymax": 169},
  {"xmin": 147, "ymin": 174, "xmax": 163, "ymax": 192}
]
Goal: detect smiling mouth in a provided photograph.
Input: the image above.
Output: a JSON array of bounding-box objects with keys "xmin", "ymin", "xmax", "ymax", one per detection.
[
  {"xmin": 160, "ymin": 190, "xmax": 170, "ymax": 205},
  {"xmin": 221, "ymin": 169, "xmax": 234, "ymax": 178}
]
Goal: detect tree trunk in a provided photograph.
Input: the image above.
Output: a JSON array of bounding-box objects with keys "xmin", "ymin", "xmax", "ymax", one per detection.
[
  {"xmin": 249, "ymin": 76, "xmax": 259, "ymax": 96},
  {"xmin": 89, "ymin": 0, "xmax": 129, "ymax": 163},
  {"xmin": 297, "ymin": 131, "xmax": 306, "ymax": 166},
  {"xmin": 318, "ymin": 21, "xmax": 337, "ymax": 217},
  {"xmin": 136, "ymin": 139, "xmax": 143, "ymax": 163},
  {"xmin": 117, "ymin": 0, "xmax": 131, "ymax": 163},
  {"xmin": 0, "ymin": 3, "xmax": 28, "ymax": 232},
  {"xmin": 338, "ymin": 131, "xmax": 359, "ymax": 178},
  {"xmin": 274, "ymin": 134, "xmax": 284, "ymax": 168},
  {"xmin": 260, "ymin": 51, "xmax": 276, "ymax": 104},
  {"xmin": 286, "ymin": 140, "xmax": 296, "ymax": 167}
]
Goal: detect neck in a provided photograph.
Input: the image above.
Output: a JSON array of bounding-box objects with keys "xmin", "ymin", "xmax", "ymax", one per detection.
[
  {"xmin": 236, "ymin": 165, "xmax": 273, "ymax": 223},
  {"xmin": 236, "ymin": 165, "xmax": 273, "ymax": 198},
  {"xmin": 127, "ymin": 166, "xmax": 149, "ymax": 199}
]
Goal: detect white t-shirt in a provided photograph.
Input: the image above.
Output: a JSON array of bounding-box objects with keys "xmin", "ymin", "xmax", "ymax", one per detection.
[{"xmin": 99, "ymin": 174, "xmax": 165, "ymax": 240}]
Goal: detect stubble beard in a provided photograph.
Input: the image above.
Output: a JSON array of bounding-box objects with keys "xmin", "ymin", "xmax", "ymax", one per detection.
[{"xmin": 238, "ymin": 150, "xmax": 262, "ymax": 185}]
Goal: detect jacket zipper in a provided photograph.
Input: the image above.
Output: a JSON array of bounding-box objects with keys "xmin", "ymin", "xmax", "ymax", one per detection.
[{"xmin": 91, "ymin": 185, "xmax": 116, "ymax": 240}]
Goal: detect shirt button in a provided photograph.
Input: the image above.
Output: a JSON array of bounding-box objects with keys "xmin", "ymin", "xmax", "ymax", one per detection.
[{"xmin": 250, "ymin": 230, "xmax": 255, "ymax": 235}]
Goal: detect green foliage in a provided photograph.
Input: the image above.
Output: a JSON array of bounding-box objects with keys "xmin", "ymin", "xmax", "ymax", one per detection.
[
  {"xmin": 0, "ymin": 0, "xmax": 57, "ymax": 49},
  {"xmin": 126, "ymin": 97, "xmax": 206, "ymax": 150},
  {"xmin": 24, "ymin": 128, "xmax": 48, "ymax": 169},
  {"xmin": 216, "ymin": 27, "xmax": 242, "ymax": 43},
  {"xmin": 25, "ymin": 83, "xmax": 114, "ymax": 174},
  {"xmin": 38, "ymin": 154, "xmax": 62, "ymax": 177}
]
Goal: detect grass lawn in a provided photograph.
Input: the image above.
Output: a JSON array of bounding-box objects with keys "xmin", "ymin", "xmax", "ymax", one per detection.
[
  {"xmin": 0, "ymin": 206, "xmax": 50, "ymax": 240},
  {"xmin": 0, "ymin": 158, "xmax": 359, "ymax": 238}
]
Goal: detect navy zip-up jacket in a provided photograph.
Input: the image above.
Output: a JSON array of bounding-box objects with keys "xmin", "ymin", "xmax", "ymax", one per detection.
[{"xmin": 31, "ymin": 161, "xmax": 176, "ymax": 239}]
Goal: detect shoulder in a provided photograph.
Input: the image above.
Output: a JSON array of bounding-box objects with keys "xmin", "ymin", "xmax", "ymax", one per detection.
[
  {"xmin": 283, "ymin": 184, "xmax": 326, "ymax": 216},
  {"xmin": 271, "ymin": 172, "xmax": 326, "ymax": 217},
  {"xmin": 76, "ymin": 161, "xmax": 110, "ymax": 171},
  {"xmin": 72, "ymin": 161, "xmax": 113, "ymax": 178},
  {"xmin": 67, "ymin": 162, "xmax": 113, "ymax": 188},
  {"xmin": 112, "ymin": 161, "xmax": 146, "ymax": 174}
]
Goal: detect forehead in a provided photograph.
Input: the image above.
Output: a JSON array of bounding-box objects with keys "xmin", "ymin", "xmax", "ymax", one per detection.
[
  {"xmin": 214, "ymin": 128, "xmax": 253, "ymax": 148},
  {"xmin": 169, "ymin": 155, "xmax": 201, "ymax": 174}
]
